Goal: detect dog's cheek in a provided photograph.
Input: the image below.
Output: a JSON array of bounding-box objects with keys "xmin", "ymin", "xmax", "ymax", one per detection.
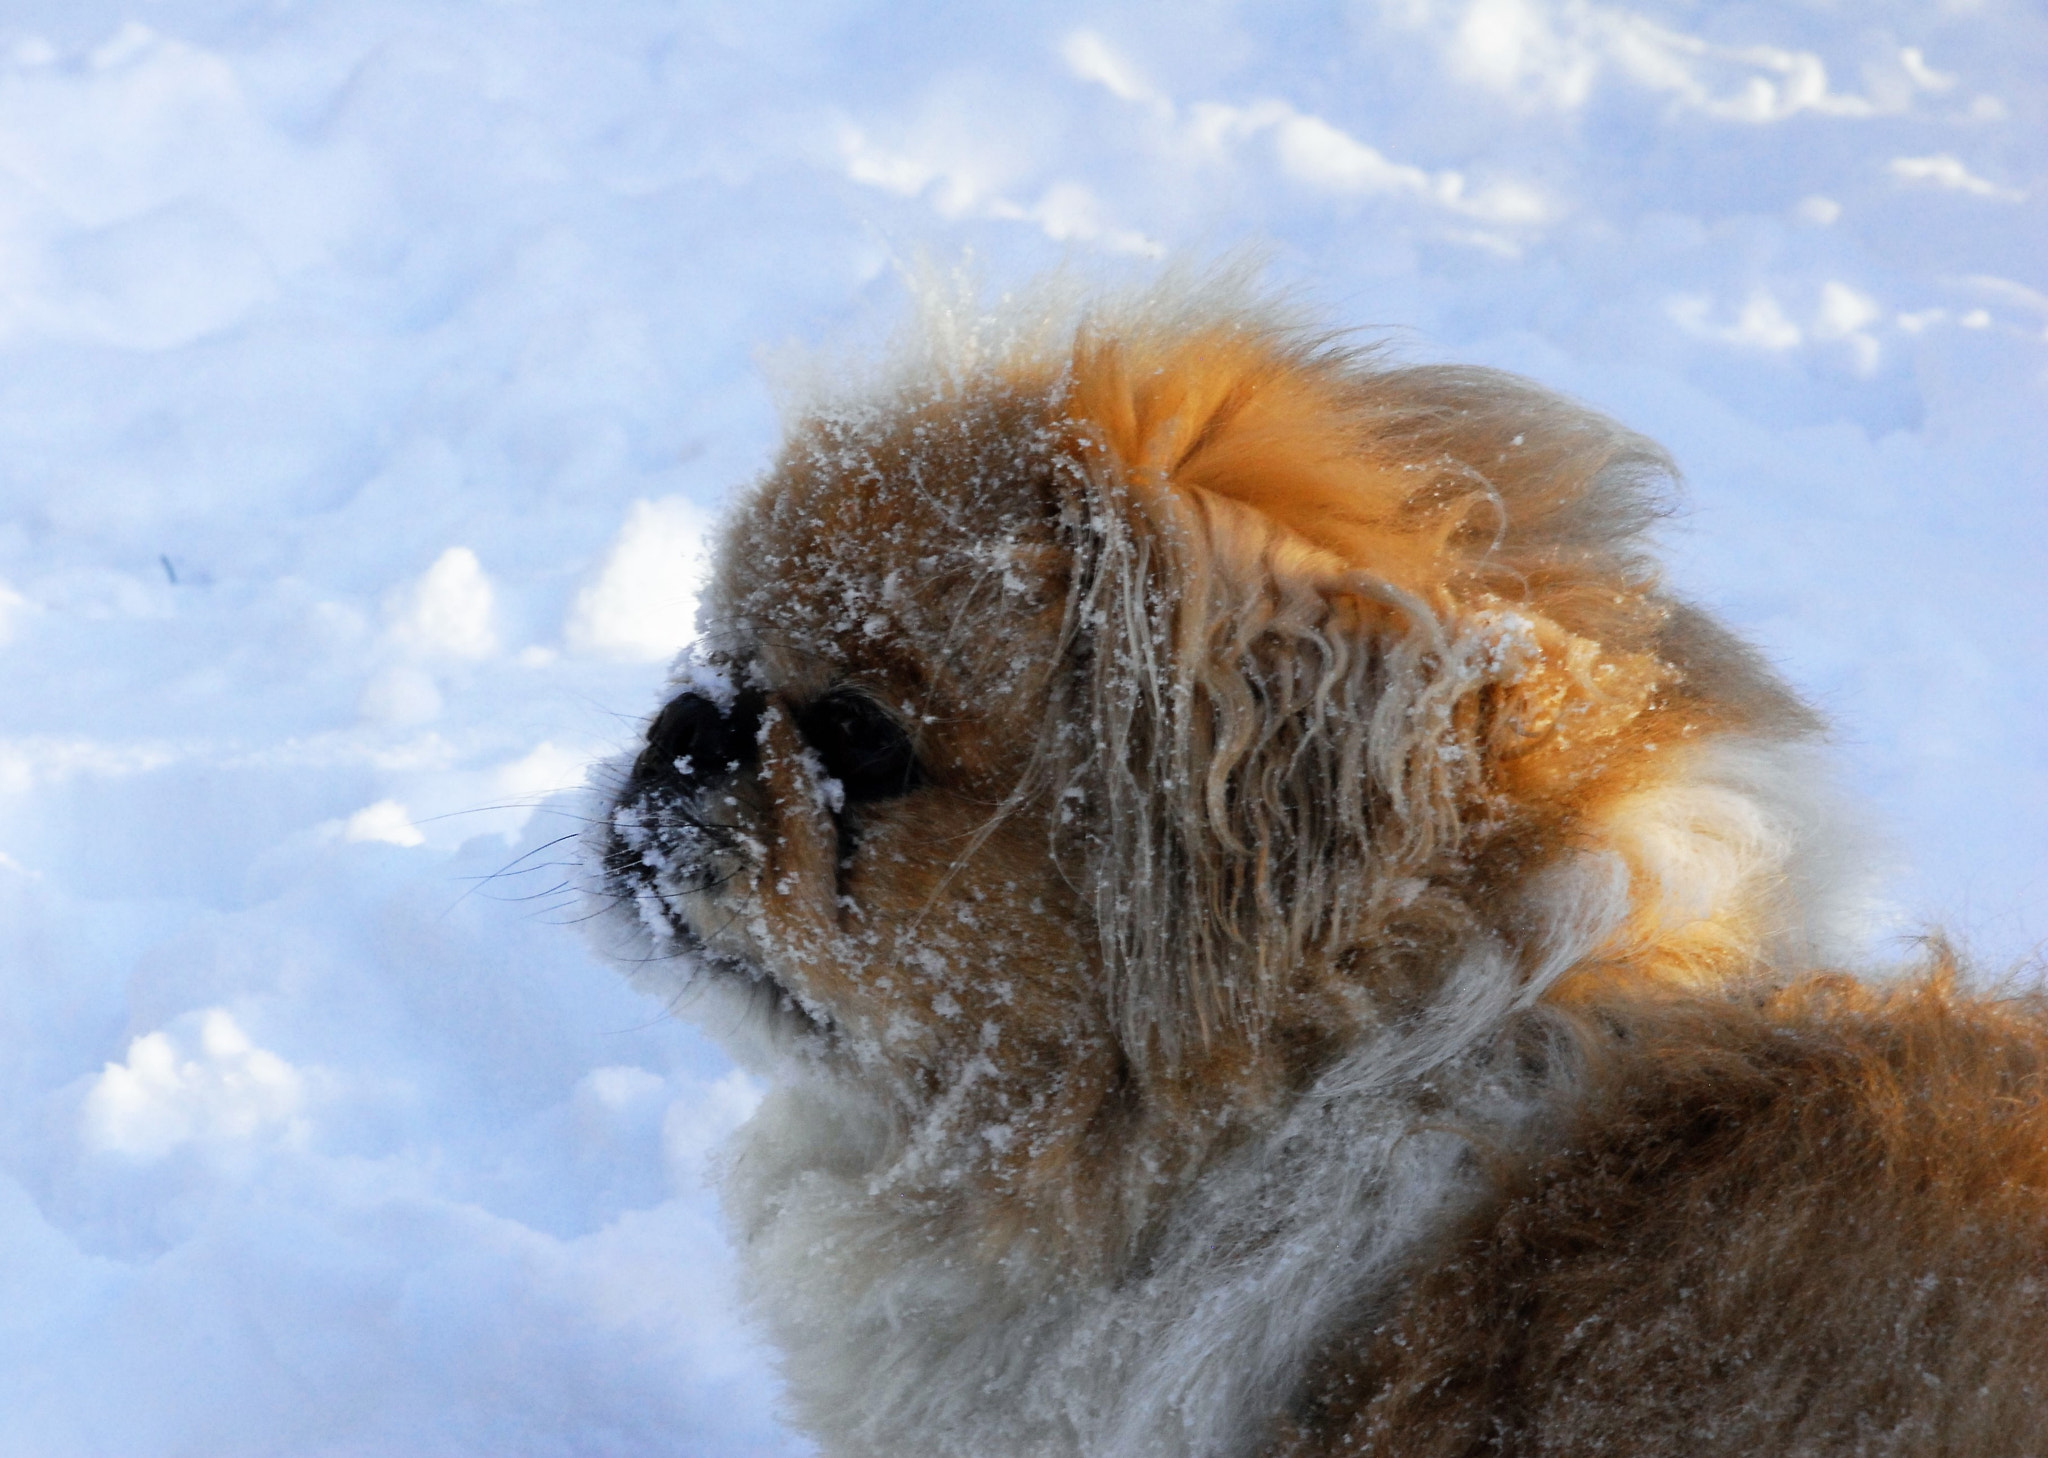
[{"xmin": 851, "ymin": 815, "xmax": 1099, "ymax": 1064}]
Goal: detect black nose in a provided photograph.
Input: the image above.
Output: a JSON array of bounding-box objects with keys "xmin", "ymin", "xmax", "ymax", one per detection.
[{"xmin": 632, "ymin": 690, "xmax": 764, "ymax": 789}]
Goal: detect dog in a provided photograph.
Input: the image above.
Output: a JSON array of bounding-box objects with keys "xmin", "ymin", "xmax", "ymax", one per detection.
[{"xmin": 584, "ymin": 272, "xmax": 2048, "ymax": 1456}]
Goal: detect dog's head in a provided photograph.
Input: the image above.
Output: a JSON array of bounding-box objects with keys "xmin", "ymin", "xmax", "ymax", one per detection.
[{"xmin": 587, "ymin": 277, "xmax": 1825, "ymax": 1261}]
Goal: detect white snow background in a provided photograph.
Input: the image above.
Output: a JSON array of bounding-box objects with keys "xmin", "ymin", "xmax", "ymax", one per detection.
[{"xmin": 0, "ymin": 1, "xmax": 2041, "ymax": 1453}]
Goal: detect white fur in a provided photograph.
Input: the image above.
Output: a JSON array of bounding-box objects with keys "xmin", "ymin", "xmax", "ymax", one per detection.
[
  {"xmin": 1587, "ymin": 735, "xmax": 1882, "ymax": 977},
  {"xmin": 723, "ymin": 942, "xmax": 1567, "ymax": 1458}
]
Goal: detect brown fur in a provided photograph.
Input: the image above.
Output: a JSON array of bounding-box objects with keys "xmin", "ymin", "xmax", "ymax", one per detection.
[
  {"xmin": 1271, "ymin": 969, "xmax": 2048, "ymax": 1456},
  {"xmin": 591, "ymin": 273, "xmax": 2047, "ymax": 1455}
]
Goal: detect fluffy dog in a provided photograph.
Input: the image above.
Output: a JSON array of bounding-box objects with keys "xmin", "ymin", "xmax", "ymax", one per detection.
[{"xmin": 585, "ymin": 273, "xmax": 2048, "ymax": 1456}]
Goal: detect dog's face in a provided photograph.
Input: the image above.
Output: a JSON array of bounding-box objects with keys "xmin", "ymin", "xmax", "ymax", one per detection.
[
  {"xmin": 600, "ymin": 382, "xmax": 1159, "ymax": 1252},
  {"xmin": 674, "ymin": 386, "xmax": 1100, "ymax": 1059},
  {"xmin": 591, "ymin": 292, "xmax": 1816, "ymax": 1263}
]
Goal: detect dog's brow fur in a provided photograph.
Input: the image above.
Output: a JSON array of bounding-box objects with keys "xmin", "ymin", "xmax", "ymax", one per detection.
[{"xmin": 582, "ymin": 269, "xmax": 2048, "ymax": 1458}]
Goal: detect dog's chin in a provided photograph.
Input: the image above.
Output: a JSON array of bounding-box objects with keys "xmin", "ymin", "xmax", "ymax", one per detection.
[
  {"xmin": 683, "ymin": 953, "xmax": 841, "ymax": 1075},
  {"xmin": 618, "ymin": 919, "xmax": 840, "ymax": 1076},
  {"xmin": 581, "ymin": 801, "xmax": 839, "ymax": 1076}
]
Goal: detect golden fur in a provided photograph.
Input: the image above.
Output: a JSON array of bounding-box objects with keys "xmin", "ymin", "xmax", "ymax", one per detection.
[{"xmin": 586, "ymin": 272, "xmax": 2048, "ymax": 1456}]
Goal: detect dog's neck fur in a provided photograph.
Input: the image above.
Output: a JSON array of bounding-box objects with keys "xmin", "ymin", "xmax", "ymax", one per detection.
[
  {"xmin": 712, "ymin": 735, "xmax": 1866, "ymax": 1458},
  {"xmin": 724, "ymin": 957, "xmax": 1555, "ymax": 1458}
]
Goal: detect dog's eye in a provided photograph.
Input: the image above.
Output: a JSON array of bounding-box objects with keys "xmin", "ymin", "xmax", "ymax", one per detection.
[{"xmin": 796, "ymin": 691, "xmax": 922, "ymax": 804}]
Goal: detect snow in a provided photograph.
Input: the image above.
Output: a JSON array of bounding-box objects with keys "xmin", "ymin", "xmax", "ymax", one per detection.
[
  {"xmin": 567, "ymin": 497, "xmax": 714, "ymax": 663},
  {"xmin": 0, "ymin": 1, "xmax": 2040, "ymax": 1452}
]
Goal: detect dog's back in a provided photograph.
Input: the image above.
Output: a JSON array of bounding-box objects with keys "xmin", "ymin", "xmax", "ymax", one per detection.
[{"xmin": 1275, "ymin": 968, "xmax": 2048, "ymax": 1456}]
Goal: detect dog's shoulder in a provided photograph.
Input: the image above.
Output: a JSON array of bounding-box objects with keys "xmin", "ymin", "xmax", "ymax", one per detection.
[{"xmin": 1272, "ymin": 972, "xmax": 2048, "ymax": 1457}]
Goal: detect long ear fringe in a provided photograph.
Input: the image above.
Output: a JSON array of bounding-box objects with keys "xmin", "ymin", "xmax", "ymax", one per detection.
[
  {"xmin": 1039, "ymin": 310, "xmax": 1692, "ymax": 1072},
  {"xmin": 1057, "ymin": 464, "xmax": 1544, "ymax": 1069}
]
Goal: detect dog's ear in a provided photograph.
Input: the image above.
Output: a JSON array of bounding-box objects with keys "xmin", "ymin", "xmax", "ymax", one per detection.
[{"xmin": 1053, "ymin": 330, "xmax": 1671, "ymax": 1068}]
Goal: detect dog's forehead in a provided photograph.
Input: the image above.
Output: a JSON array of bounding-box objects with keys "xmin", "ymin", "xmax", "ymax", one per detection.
[{"xmin": 709, "ymin": 385, "xmax": 1070, "ymax": 701}]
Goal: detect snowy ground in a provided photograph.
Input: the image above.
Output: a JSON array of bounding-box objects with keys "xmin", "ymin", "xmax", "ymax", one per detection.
[{"xmin": 0, "ymin": 2, "xmax": 2040, "ymax": 1453}]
